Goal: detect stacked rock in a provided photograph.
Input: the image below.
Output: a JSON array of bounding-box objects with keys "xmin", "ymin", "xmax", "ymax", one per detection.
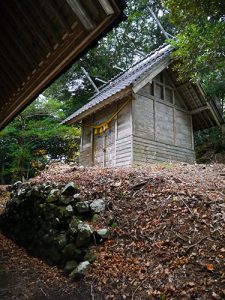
[{"xmin": 0, "ymin": 181, "xmax": 109, "ymax": 279}]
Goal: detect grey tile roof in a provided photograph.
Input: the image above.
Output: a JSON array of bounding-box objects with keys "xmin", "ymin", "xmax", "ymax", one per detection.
[{"xmin": 62, "ymin": 44, "xmax": 173, "ymax": 123}]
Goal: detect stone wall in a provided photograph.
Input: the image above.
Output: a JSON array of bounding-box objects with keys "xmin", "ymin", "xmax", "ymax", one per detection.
[{"xmin": 0, "ymin": 181, "xmax": 109, "ymax": 279}]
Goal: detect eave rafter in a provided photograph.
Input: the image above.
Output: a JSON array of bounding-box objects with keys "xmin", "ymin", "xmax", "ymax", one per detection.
[
  {"xmin": 65, "ymin": 0, "xmax": 96, "ymax": 31},
  {"xmin": 0, "ymin": 0, "xmax": 126, "ymax": 129}
]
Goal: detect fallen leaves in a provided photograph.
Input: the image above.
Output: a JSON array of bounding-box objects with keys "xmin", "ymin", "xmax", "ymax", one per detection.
[
  {"xmin": 1, "ymin": 162, "xmax": 225, "ymax": 299},
  {"xmin": 207, "ymin": 264, "xmax": 214, "ymax": 271}
]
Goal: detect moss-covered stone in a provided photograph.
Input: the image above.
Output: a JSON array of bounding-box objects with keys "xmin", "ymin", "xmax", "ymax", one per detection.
[
  {"xmin": 0, "ymin": 180, "xmax": 109, "ymax": 279},
  {"xmin": 70, "ymin": 261, "xmax": 90, "ymax": 280},
  {"xmin": 62, "ymin": 243, "xmax": 83, "ymax": 260},
  {"xmin": 76, "ymin": 223, "xmax": 93, "ymax": 247},
  {"xmin": 84, "ymin": 250, "xmax": 96, "ymax": 263},
  {"xmin": 64, "ymin": 260, "xmax": 78, "ymax": 275},
  {"xmin": 54, "ymin": 233, "xmax": 68, "ymax": 248},
  {"xmin": 46, "ymin": 189, "xmax": 60, "ymax": 203},
  {"xmin": 69, "ymin": 217, "xmax": 81, "ymax": 235},
  {"xmin": 61, "ymin": 182, "xmax": 79, "ymax": 196},
  {"xmin": 73, "ymin": 193, "xmax": 81, "ymax": 202},
  {"xmin": 48, "ymin": 246, "xmax": 61, "ymax": 263},
  {"xmin": 92, "ymin": 214, "xmax": 99, "ymax": 222},
  {"xmin": 75, "ymin": 201, "xmax": 90, "ymax": 214},
  {"xmin": 60, "ymin": 195, "xmax": 74, "ymax": 205}
]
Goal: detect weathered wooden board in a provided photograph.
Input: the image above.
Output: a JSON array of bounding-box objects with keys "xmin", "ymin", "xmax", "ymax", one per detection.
[
  {"xmin": 132, "ymin": 95, "xmax": 154, "ymax": 140},
  {"xmin": 132, "ymin": 73, "xmax": 195, "ymax": 164},
  {"xmin": 105, "ymin": 120, "xmax": 116, "ymax": 167},
  {"xmin": 117, "ymin": 100, "xmax": 132, "ymax": 139},
  {"xmin": 133, "ymin": 135, "xmax": 195, "ymax": 163},
  {"xmin": 155, "ymin": 102, "xmax": 174, "ymax": 144},
  {"xmin": 79, "ymin": 116, "xmax": 92, "ymax": 166},
  {"xmin": 175, "ymin": 110, "xmax": 193, "ymax": 149}
]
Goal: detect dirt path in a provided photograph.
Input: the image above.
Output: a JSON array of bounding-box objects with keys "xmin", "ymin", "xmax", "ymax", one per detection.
[
  {"xmin": 0, "ymin": 232, "xmax": 92, "ymax": 300},
  {"xmin": 0, "ymin": 186, "xmax": 92, "ymax": 300}
]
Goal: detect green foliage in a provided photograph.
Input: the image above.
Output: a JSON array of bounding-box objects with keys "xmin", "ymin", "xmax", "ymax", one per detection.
[
  {"xmin": 195, "ymin": 127, "xmax": 225, "ymax": 152},
  {"xmin": 164, "ymin": 0, "xmax": 225, "ymax": 109},
  {"xmin": 0, "ymin": 98, "xmax": 80, "ymax": 184},
  {"xmin": 194, "ymin": 126, "xmax": 225, "ymax": 163}
]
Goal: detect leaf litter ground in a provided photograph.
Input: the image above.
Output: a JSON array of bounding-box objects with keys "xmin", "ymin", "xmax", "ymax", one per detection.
[{"xmin": 0, "ymin": 163, "xmax": 225, "ymax": 299}]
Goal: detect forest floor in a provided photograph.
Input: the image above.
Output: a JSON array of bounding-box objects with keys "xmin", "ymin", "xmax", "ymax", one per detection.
[{"xmin": 0, "ymin": 163, "xmax": 225, "ymax": 299}]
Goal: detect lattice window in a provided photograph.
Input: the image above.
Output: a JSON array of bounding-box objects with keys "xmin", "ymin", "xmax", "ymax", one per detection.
[{"xmin": 151, "ymin": 71, "xmax": 174, "ymax": 104}]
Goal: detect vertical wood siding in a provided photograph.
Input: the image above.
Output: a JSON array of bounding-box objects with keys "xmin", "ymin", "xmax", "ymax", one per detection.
[
  {"xmin": 80, "ymin": 103, "xmax": 117, "ymax": 167},
  {"xmin": 79, "ymin": 116, "xmax": 93, "ymax": 166},
  {"xmin": 132, "ymin": 70, "xmax": 195, "ymax": 164},
  {"xmin": 105, "ymin": 120, "xmax": 116, "ymax": 167},
  {"xmin": 115, "ymin": 99, "xmax": 132, "ymax": 166},
  {"xmin": 79, "ymin": 70, "xmax": 195, "ymax": 167}
]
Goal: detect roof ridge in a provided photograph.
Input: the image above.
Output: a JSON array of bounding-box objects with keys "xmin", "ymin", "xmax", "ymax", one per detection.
[
  {"xmin": 90, "ymin": 43, "xmax": 169, "ymax": 100},
  {"xmin": 62, "ymin": 43, "xmax": 173, "ymax": 124}
]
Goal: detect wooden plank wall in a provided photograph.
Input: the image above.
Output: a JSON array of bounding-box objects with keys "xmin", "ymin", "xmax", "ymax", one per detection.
[
  {"xmin": 93, "ymin": 104, "xmax": 116, "ymax": 167},
  {"xmin": 115, "ymin": 99, "xmax": 132, "ymax": 167},
  {"xmin": 79, "ymin": 116, "xmax": 93, "ymax": 166},
  {"xmin": 80, "ymin": 103, "xmax": 117, "ymax": 167},
  {"xmin": 132, "ymin": 78, "xmax": 195, "ymax": 164},
  {"xmin": 80, "ymin": 71, "xmax": 195, "ymax": 167},
  {"xmin": 105, "ymin": 119, "xmax": 116, "ymax": 167}
]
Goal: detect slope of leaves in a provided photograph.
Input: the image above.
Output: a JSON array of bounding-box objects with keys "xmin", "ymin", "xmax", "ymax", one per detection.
[
  {"xmin": 0, "ymin": 164, "xmax": 225, "ymax": 299},
  {"xmin": 29, "ymin": 163, "xmax": 225, "ymax": 299}
]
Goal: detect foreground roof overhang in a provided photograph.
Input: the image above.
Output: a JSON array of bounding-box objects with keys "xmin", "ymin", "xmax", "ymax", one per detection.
[{"xmin": 0, "ymin": 0, "xmax": 126, "ymax": 130}]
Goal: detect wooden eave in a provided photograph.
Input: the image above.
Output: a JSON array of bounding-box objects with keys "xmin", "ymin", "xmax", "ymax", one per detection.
[
  {"xmin": 0, "ymin": 0, "xmax": 126, "ymax": 129},
  {"xmin": 167, "ymin": 68, "xmax": 224, "ymax": 131},
  {"xmin": 65, "ymin": 86, "xmax": 133, "ymax": 124}
]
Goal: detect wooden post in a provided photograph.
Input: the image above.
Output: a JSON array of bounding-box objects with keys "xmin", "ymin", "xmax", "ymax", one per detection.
[{"xmin": 103, "ymin": 133, "xmax": 106, "ymax": 167}]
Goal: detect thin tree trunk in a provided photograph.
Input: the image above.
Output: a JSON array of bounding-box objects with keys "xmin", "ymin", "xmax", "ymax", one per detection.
[{"xmin": 0, "ymin": 162, "xmax": 5, "ymax": 184}]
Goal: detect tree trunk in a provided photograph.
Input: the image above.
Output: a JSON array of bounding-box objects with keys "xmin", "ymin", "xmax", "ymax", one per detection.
[{"xmin": 0, "ymin": 162, "xmax": 5, "ymax": 184}]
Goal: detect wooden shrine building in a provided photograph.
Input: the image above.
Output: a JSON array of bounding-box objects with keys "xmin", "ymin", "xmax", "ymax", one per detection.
[{"xmin": 63, "ymin": 44, "xmax": 224, "ymax": 167}]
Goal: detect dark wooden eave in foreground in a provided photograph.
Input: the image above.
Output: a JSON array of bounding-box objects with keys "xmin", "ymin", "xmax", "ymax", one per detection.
[{"xmin": 0, "ymin": 0, "xmax": 126, "ymax": 129}]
